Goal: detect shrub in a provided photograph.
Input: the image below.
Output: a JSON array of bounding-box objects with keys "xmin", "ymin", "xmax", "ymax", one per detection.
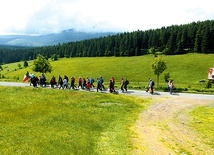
[
  {"xmin": 13, "ymin": 76, "xmax": 19, "ymax": 81},
  {"xmin": 164, "ymin": 72, "xmax": 170, "ymax": 82},
  {"xmin": 205, "ymin": 80, "xmax": 212, "ymax": 88}
]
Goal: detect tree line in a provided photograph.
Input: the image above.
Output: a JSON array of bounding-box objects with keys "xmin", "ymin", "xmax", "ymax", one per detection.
[{"xmin": 0, "ymin": 20, "xmax": 213, "ymax": 64}]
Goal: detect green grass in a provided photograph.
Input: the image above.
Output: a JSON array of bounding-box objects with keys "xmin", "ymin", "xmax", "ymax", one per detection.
[
  {"xmin": 189, "ymin": 105, "xmax": 214, "ymax": 148},
  {"xmin": 0, "ymin": 86, "xmax": 150, "ymax": 154},
  {"xmin": 1, "ymin": 53, "xmax": 214, "ymax": 90}
]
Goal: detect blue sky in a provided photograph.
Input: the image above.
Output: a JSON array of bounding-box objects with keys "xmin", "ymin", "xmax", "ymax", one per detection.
[{"xmin": 0, "ymin": 0, "xmax": 213, "ymax": 35}]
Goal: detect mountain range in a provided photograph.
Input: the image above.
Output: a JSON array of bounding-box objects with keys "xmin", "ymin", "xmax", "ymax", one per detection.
[{"xmin": 0, "ymin": 29, "xmax": 118, "ymax": 47}]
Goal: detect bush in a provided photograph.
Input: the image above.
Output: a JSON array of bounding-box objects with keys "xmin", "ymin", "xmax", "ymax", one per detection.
[
  {"xmin": 13, "ymin": 76, "xmax": 20, "ymax": 81},
  {"xmin": 189, "ymin": 88, "xmax": 214, "ymax": 93},
  {"xmin": 164, "ymin": 72, "xmax": 170, "ymax": 82},
  {"xmin": 205, "ymin": 80, "xmax": 212, "ymax": 88},
  {"xmin": 173, "ymin": 87, "xmax": 188, "ymax": 92},
  {"xmin": 157, "ymin": 85, "xmax": 188, "ymax": 93}
]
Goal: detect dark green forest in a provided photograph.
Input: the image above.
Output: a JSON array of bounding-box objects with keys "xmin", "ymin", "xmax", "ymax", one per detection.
[{"xmin": 0, "ymin": 20, "xmax": 214, "ymax": 64}]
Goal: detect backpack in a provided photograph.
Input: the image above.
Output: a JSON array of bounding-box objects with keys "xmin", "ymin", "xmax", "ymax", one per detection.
[
  {"xmin": 126, "ymin": 80, "xmax": 129, "ymax": 85},
  {"xmin": 152, "ymin": 81, "xmax": 155, "ymax": 86}
]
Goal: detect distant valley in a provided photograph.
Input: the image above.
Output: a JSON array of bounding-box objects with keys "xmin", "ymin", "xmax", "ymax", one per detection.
[{"xmin": 0, "ymin": 29, "xmax": 118, "ymax": 47}]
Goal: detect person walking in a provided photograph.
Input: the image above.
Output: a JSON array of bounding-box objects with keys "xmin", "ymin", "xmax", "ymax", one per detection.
[
  {"xmin": 111, "ymin": 76, "xmax": 115, "ymax": 92},
  {"xmin": 168, "ymin": 80, "xmax": 174, "ymax": 94},
  {"xmin": 121, "ymin": 78, "xmax": 124, "ymax": 92},
  {"xmin": 109, "ymin": 79, "xmax": 114, "ymax": 93},
  {"xmin": 99, "ymin": 76, "xmax": 105, "ymax": 90},
  {"xmin": 41, "ymin": 73, "xmax": 47, "ymax": 87},
  {"xmin": 90, "ymin": 77, "xmax": 95, "ymax": 88},
  {"xmin": 149, "ymin": 79, "xmax": 155, "ymax": 94},
  {"xmin": 50, "ymin": 76, "xmax": 56, "ymax": 88},
  {"xmin": 58, "ymin": 75, "xmax": 63, "ymax": 89},
  {"xmin": 70, "ymin": 77, "xmax": 77, "ymax": 90},
  {"xmin": 78, "ymin": 76, "xmax": 82, "ymax": 89},
  {"xmin": 82, "ymin": 78, "xmax": 86, "ymax": 89},
  {"xmin": 63, "ymin": 75, "xmax": 68, "ymax": 89},
  {"xmin": 123, "ymin": 78, "xmax": 129, "ymax": 92},
  {"xmin": 97, "ymin": 78, "xmax": 102, "ymax": 92},
  {"xmin": 146, "ymin": 78, "xmax": 151, "ymax": 92},
  {"xmin": 31, "ymin": 74, "xmax": 38, "ymax": 87}
]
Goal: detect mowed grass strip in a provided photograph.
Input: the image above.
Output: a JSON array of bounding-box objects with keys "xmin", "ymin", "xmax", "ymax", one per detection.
[
  {"xmin": 0, "ymin": 86, "xmax": 150, "ymax": 155},
  {"xmin": 189, "ymin": 104, "xmax": 214, "ymax": 148}
]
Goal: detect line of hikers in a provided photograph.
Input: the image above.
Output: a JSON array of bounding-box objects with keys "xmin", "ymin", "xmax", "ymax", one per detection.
[
  {"xmin": 27, "ymin": 72, "xmax": 129, "ymax": 93},
  {"xmin": 26, "ymin": 72, "xmax": 174, "ymax": 95}
]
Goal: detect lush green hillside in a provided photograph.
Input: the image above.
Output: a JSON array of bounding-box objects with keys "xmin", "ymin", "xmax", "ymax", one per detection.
[{"xmin": 1, "ymin": 53, "xmax": 213, "ymax": 89}]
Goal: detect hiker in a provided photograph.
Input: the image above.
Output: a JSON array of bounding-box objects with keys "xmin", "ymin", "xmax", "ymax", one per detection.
[
  {"xmin": 86, "ymin": 78, "xmax": 91, "ymax": 91},
  {"xmin": 31, "ymin": 74, "xmax": 38, "ymax": 87},
  {"xmin": 124, "ymin": 77, "xmax": 129, "ymax": 92},
  {"xmin": 149, "ymin": 79, "xmax": 155, "ymax": 94},
  {"xmin": 78, "ymin": 76, "xmax": 82, "ymax": 89},
  {"xmin": 65, "ymin": 75, "xmax": 69, "ymax": 84},
  {"xmin": 146, "ymin": 78, "xmax": 151, "ymax": 92},
  {"xmin": 168, "ymin": 80, "xmax": 174, "ymax": 94},
  {"xmin": 28, "ymin": 72, "xmax": 33, "ymax": 86},
  {"xmin": 82, "ymin": 78, "xmax": 86, "ymax": 89},
  {"xmin": 99, "ymin": 76, "xmax": 105, "ymax": 90},
  {"xmin": 97, "ymin": 78, "xmax": 102, "ymax": 92},
  {"xmin": 109, "ymin": 79, "xmax": 114, "ymax": 93},
  {"xmin": 70, "ymin": 77, "xmax": 77, "ymax": 90},
  {"xmin": 63, "ymin": 75, "xmax": 68, "ymax": 89},
  {"xmin": 40, "ymin": 73, "xmax": 46, "ymax": 87},
  {"xmin": 26, "ymin": 71, "xmax": 29, "ymax": 77},
  {"xmin": 121, "ymin": 78, "xmax": 124, "ymax": 92},
  {"xmin": 90, "ymin": 77, "xmax": 95, "ymax": 88},
  {"xmin": 50, "ymin": 76, "xmax": 57, "ymax": 88},
  {"xmin": 58, "ymin": 75, "xmax": 63, "ymax": 89},
  {"xmin": 111, "ymin": 76, "xmax": 115, "ymax": 92}
]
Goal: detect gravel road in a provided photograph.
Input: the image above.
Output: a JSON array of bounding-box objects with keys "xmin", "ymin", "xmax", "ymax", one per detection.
[{"xmin": 0, "ymin": 82, "xmax": 213, "ymax": 99}]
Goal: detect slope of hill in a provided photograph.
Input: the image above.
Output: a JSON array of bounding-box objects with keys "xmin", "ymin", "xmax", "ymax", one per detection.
[
  {"xmin": 1, "ymin": 53, "xmax": 213, "ymax": 90},
  {"xmin": 0, "ymin": 29, "xmax": 117, "ymax": 47}
]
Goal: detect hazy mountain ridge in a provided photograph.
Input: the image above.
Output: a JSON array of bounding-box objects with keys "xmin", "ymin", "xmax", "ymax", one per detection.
[{"xmin": 0, "ymin": 29, "xmax": 117, "ymax": 47}]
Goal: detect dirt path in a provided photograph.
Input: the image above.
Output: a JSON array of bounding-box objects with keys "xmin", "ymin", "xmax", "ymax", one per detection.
[{"xmin": 132, "ymin": 96, "xmax": 214, "ymax": 155}]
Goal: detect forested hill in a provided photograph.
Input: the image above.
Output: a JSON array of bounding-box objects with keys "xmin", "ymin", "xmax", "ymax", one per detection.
[{"xmin": 0, "ymin": 20, "xmax": 214, "ymax": 64}]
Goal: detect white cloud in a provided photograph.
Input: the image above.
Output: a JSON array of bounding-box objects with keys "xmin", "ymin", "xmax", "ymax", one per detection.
[{"xmin": 0, "ymin": 0, "xmax": 213, "ymax": 35}]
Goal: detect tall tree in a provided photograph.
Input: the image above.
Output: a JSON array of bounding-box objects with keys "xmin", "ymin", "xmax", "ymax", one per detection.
[
  {"xmin": 32, "ymin": 54, "xmax": 52, "ymax": 73},
  {"xmin": 194, "ymin": 28, "xmax": 202, "ymax": 52},
  {"xmin": 201, "ymin": 29, "xmax": 209, "ymax": 53},
  {"xmin": 164, "ymin": 36, "xmax": 174, "ymax": 54},
  {"xmin": 18, "ymin": 63, "xmax": 22, "ymax": 69},
  {"xmin": 151, "ymin": 57, "xmax": 167, "ymax": 87},
  {"xmin": 23, "ymin": 60, "xmax": 28, "ymax": 68}
]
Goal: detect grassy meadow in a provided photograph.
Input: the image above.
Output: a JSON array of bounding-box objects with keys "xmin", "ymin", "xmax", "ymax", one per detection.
[
  {"xmin": 0, "ymin": 52, "xmax": 213, "ymax": 154},
  {"xmin": 189, "ymin": 105, "xmax": 214, "ymax": 148},
  {"xmin": 1, "ymin": 53, "xmax": 214, "ymax": 92},
  {"xmin": 0, "ymin": 86, "xmax": 151, "ymax": 154}
]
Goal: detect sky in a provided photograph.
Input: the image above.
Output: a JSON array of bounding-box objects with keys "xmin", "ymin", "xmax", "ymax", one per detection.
[{"xmin": 0, "ymin": 0, "xmax": 213, "ymax": 35}]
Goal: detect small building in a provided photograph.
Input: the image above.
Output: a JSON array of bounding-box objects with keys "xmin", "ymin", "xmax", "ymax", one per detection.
[{"xmin": 208, "ymin": 68, "xmax": 214, "ymax": 82}]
